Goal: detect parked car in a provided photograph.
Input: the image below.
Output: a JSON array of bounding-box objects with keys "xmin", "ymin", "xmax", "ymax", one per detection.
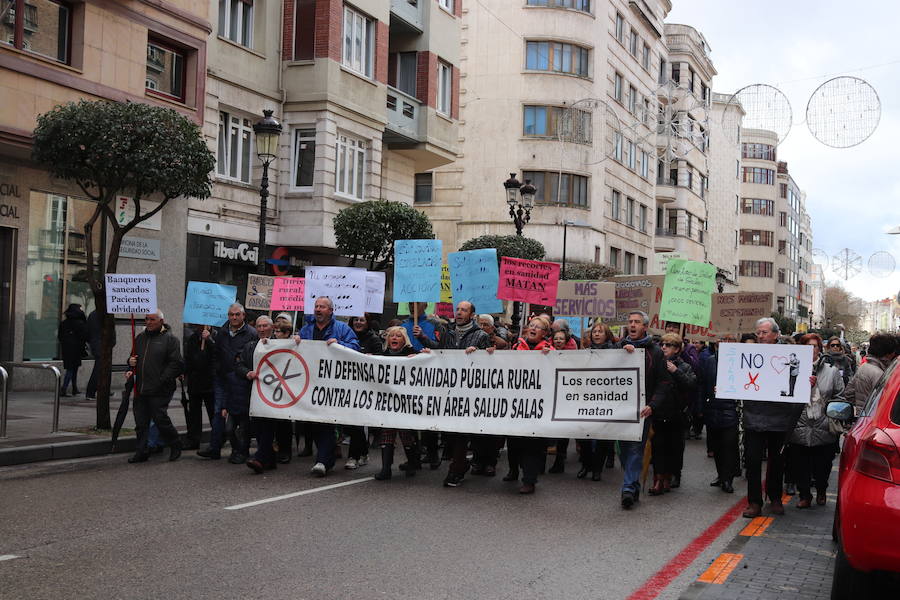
[{"xmin": 828, "ymin": 358, "xmax": 900, "ymax": 598}]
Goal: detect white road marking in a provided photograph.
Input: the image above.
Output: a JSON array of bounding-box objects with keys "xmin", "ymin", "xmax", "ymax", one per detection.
[
  {"xmin": 0, "ymin": 555, "xmax": 22, "ymax": 562},
  {"xmin": 224, "ymin": 477, "xmax": 374, "ymax": 510}
]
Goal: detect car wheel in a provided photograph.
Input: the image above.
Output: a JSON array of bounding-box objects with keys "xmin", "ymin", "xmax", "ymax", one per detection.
[{"xmin": 831, "ymin": 543, "xmax": 871, "ymax": 600}]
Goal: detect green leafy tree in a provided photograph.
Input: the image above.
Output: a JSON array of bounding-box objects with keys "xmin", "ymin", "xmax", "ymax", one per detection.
[
  {"xmin": 334, "ymin": 200, "xmax": 434, "ymax": 270},
  {"xmin": 32, "ymin": 100, "xmax": 214, "ymax": 429},
  {"xmin": 771, "ymin": 312, "xmax": 796, "ymax": 336},
  {"xmin": 458, "ymin": 234, "xmax": 545, "ymax": 261},
  {"xmin": 561, "ymin": 262, "xmax": 619, "ymax": 281}
]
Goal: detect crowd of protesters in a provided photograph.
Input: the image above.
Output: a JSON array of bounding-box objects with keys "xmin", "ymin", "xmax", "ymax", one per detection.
[{"xmin": 122, "ymin": 299, "xmax": 900, "ymax": 514}]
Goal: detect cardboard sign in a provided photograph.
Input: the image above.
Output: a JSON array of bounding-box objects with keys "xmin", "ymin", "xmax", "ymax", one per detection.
[
  {"xmin": 393, "ymin": 239, "xmax": 442, "ymax": 303},
  {"xmin": 611, "ymin": 275, "xmax": 665, "ymax": 334},
  {"xmin": 709, "ymin": 292, "xmax": 772, "ymax": 336},
  {"xmin": 659, "ymin": 259, "xmax": 716, "ymax": 327},
  {"xmin": 554, "ymin": 281, "xmax": 616, "ymax": 319},
  {"xmin": 183, "ymin": 281, "xmax": 237, "ymax": 326},
  {"xmin": 105, "ymin": 274, "xmax": 157, "ymax": 315},
  {"xmin": 448, "ymin": 248, "xmax": 503, "ymax": 313},
  {"xmin": 304, "ymin": 266, "xmax": 366, "ymax": 317},
  {"xmin": 365, "ymin": 271, "xmax": 386, "ymax": 314},
  {"xmin": 715, "ymin": 342, "xmax": 813, "ymax": 404},
  {"xmin": 651, "ymin": 251, "xmax": 686, "ymax": 275},
  {"xmin": 271, "ymin": 277, "xmax": 305, "ymax": 311},
  {"xmin": 497, "ymin": 257, "xmax": 560, "ymax": 305},
  {"xmin": 251, "ymin": 339, "xmax": 646, "ymax": 440},
  {"xmin": 440, "ymin": 264, "xmax": 453, "ymax": 304},
  {"xmin": 245, "ymin": 274, "xmax": 275, "ymax": 311}
]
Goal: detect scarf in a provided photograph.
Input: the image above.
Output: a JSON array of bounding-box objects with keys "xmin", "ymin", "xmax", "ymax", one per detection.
[{"xmin": 455, "ymin": 320, "xmax": 475, "ymax": 335}]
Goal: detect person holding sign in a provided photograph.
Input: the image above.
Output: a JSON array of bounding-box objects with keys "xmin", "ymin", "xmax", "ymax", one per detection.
[
  {"xmin": 618, "ymin": 311, "xmax": 673, "ymax": 510},
  {"xmin": 401, "ymin": 302, "xmax": 444, "ymax": 352},
  {"xmin": 183, "ymin": 324, "xmax": 216, "ymax": 450},
  {"xmin": 126, "ymin": 310, "xmax": 184, "ymax": 464}
]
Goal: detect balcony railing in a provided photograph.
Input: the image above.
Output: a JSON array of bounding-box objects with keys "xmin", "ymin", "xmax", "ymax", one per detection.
[
  {"xmin": 390, "ymin": 0, "xmax": 423, "ymax": 31},
  {"xmin": 656, "ymin": 227, "xmax": 676, "ymax": 237},
  {"xmin": 656, "ymin": 175, "xmax": 677, "ymax": 186},
  {"xmin": 386, "ymin": 86, "xmax": 421, "ymax": 141}
]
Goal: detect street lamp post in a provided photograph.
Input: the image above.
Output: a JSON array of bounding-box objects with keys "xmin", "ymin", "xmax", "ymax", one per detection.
[
  {"xmin": 252, "ymin": 109, "xmax": 283, "ymax": 275},
  {"xmin": 504, "ymin": 173, "xmax": 536, "ymax": 331}
]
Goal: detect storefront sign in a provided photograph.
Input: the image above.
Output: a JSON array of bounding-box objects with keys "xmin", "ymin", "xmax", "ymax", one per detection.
[
  {"xmin": 105, "ymin": 274, "xmax": 157, "ymax": 315},
  {"xmin": 120, "ymin": 236, "xmax": 161, "ymax": 261},
  {"xmin": 250, "ymin": 339, "xmax": 646, "ymax": 440},
  {"xmin": 0, "ymin": 203, "xmax": 19, "ymax": 220},
  {"xmin": 116, "ymin": 196, "xmax": 162, "ymax": 230},
  {"xmin": 213, "ymin": 240, "xmax": 258, "ymax": 264}
]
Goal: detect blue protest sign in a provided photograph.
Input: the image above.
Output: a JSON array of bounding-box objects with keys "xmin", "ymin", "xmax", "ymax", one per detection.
[
  {"xmin": 183, "ymin": 281, "xmax": 237, "ymax": 326},
  {"xmin": 447, "ymin": 248, "xmax": 502, "ymax": 313},
  {"xmin": 393, "ymin": 239, "xmax": 442, "ymax": 303}
]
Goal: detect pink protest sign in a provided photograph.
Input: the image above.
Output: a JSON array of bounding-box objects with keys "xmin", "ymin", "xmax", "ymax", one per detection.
[
  {"xmin": 271, "ymin": 277, "xmax": 305, "ymax": 311},
  {"xmin": 497, "ymin": 257, "xmax": 560, "ymax": 305}
]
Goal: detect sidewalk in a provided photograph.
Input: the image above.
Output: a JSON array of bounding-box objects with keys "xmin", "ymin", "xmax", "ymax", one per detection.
[{"xmin": 0, "ymin": 388, "xmax": 191, "ymax": 466}]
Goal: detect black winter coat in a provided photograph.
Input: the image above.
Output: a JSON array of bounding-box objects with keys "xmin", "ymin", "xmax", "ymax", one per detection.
[
  {"xmin": 667, "ymin": 356, "xmax": 697, "ymax": 419},
  {"xmin": 213, "ymin": 322, "xmax": 258, "ymax": 377},
  {"xmin": 616, "ymin": 335, "xmax": 673, "ymax": 414},
  {"xmin": 700, "ymin": 353, "xmax": 738, "ymax": 429},
  {"xmin": 134, "ymin": 325, "xmax": 184, "ymax": 397},
  {"xmin": 184, "ymin": 330, "xmax": 216, "ymax": 395},
  {"xmin": 442, "ymin": 322, "xmax": 490, "ymax": 350},
  {"xmin": 58, "ymin": 307, "xmax": 88, "ymax": 368},
  {"xmin": 356, "ymin": 328, "xmax": 384, "ymax": 354}
]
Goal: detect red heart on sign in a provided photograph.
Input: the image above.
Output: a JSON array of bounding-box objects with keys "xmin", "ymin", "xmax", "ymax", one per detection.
[{"xmin": 770, "ymin": 356, "xmax": 787, "ymax": 374}]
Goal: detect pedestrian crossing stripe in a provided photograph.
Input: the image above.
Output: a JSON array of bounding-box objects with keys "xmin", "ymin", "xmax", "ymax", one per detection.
[{"xmin": 697, "ymin": 553, "xmax": 743, "ymax": 584}]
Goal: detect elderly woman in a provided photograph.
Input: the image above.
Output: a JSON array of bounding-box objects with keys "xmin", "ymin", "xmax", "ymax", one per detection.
[
  {"xmin": 576, "ymin": 320, "xmax": 618, "ymax": 481},
  {"xmin": 788, "ymin": 333, "xmax": 844, "ymax": 508},
  {"xmin": 547, "ymin": 327, "xmax": 577, "ymax": 474},
  {"xmin": 374, "ymin": 326, "xmax": 423, "ymax": 481},
  {"xmin": 478, "ymin": 314, "xmax": 509, "ymax": 350}
]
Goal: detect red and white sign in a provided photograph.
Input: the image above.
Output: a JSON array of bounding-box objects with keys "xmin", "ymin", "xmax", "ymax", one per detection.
[
  {"xmin": 497, "ymin": 257, "xmax": 560, "ymax": 305},
  {"xmin": 271, "ymin": 277, "xmax": 305, "ymax": 311},
  {"xmin": 253, "ymin": 346, "xmax": 311, "ymax": 409}
]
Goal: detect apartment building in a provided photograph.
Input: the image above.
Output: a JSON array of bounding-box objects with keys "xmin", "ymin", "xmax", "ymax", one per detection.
[
  {"xmin": 705, "ymin": 91, "xmax": 742, "ymax": 289},
  {"xmin": 192, "ymin": 0, "xmax": 460, "ymax": 301},
  {"xmin": 421, "ymin": 0, "xmax": 672, "ymax": 276},
  {"xmin": 0, "ymin": 0, "xmax": 210, "ymax": 381}
]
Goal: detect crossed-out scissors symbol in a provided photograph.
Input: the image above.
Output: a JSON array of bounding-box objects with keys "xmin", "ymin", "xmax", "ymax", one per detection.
[
  {"xmin": 744, "ymin": 372, "xmax": 760, "ymax": 391},
  {"xmin": 262, "ymin": 358, "xmax": 304, "ymax": 403}
]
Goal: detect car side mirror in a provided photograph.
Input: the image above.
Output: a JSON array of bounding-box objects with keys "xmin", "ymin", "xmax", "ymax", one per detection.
[{"xmin": 826, "ymin": 401, "xmax": 854, "ymax": 421}]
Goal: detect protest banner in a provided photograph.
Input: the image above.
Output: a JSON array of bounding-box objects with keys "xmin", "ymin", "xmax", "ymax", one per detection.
[
  {"xmin": 365, "ymin": 271, "xmax": 386, "ymax": 313},
  {"xmin": 304, "ymin": 266, "xmax": 366, "ymax": 316},
  {"xmin": 497, "ymin": 257, "xmax": 560, "ymax": 306},
  {"xmin": 448, "ymin": 248, "xmax": 503, "ymax": 313},
  {"xmin": 271, "ymin": 277, "xmax": 305, "ymax": 311},
  {"xmin": 715, "ymin": 342, "xmax": 813, "ymax": 404},
  {"xmin": 436, "ymin": 302, "xmax": 455, "ymax": 319},
  {"xmin": 393, "ymin": 239, "xmax": 442, "ymax": 303},
  {"xmin": 105, "ymin": 274, "xmax": 157, "ymax": 314},
  {"xmin": 245, "ymin": 274, "xmax": 274, "ymax": 311},
  {"xmin": 611, "ymin": 275, "xmax": 665, "ymax": 335},
  {"xmin": 554, "ymin": 281, "xmax": 616, "ymax": 319},
  {"xmin": 440, "ymin": 264, "xmax": 453, "ymax": 304},
  {"xmin": 183, "ymin": 281, "xmax": 237, "ymax": 325},
  {"xmin": 659, "ymin": 259, "xmax": 716, "ymax": 327},
  {"xmin": 709, "ymin": 292, "xmax": 772, "ymax": 336},
  {"xmin": 250, "ymin": 340, "xmax": 646, "ymax": 440},
  {"xmin": 651, "ymin": 251, "xmax": 686, "ymax": 275}
]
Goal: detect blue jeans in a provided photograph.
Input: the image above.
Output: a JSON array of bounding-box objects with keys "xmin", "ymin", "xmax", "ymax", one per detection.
[
  {"xmin": 311, "ymin": 423, "xmax": 336, "ymax": 470},
  {"xmin": 619, "ymin": 419, "xmax": 651, "ymax": 494},
  {"xmin": 148, "ymin": 420, "xmax": 161, "ymax": 448}
]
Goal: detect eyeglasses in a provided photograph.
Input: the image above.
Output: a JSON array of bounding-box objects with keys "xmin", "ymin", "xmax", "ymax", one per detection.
[
  {"xmin": 661, "ymin": 342, "xmax": 680, "ymax": 348},
  {"xmin": 828, "ymin": 343, "xmax": 842, "ymax": 348}
]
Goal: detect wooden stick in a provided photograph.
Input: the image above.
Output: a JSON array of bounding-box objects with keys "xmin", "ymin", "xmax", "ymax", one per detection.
[
  {"xmin": 413, "ymin": 302, "xmax": 419, "ymax": 325},
  {"xmin": 130, "ymin": 313, "xmax": 138, "ymax": 400}
]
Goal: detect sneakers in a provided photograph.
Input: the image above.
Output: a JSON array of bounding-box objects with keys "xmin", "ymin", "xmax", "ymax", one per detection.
[
  {"xmin": 311, "ymin": 462, "xmax": 327, "ymax": 477},
  {"xmin": 443, "ymin": 473, "xmax": 464, "ymax": 487},
  {"xmin": 344, "ymin": 458, "xmax": 359, "ymax": 470},
  {"xmin": 358, "ymin": 454, "xmax": 368, "ymax": 466}
]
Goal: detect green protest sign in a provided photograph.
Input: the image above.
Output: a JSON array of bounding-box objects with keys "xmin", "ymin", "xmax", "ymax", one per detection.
[{"xmin": 659, "ymin": 259, "xmax": 716, "ymax": 327}]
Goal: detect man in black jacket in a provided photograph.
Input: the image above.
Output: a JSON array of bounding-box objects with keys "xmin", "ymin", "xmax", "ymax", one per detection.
[
  {"xmin": 618, "ymin": 311, "xmax": 673, "ymax": 509},
  {"xmin": 127, "ymin": 310, "xmax": 184, "ymax": 463},
  {"xmin": 183, "ymin": 324, "xmax": 215, "ymax": 450}
]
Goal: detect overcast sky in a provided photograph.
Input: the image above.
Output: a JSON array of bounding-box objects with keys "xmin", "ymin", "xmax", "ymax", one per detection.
[{"xmin": 667, "ymin": 0, "xmax": 900, "ymax": 305}]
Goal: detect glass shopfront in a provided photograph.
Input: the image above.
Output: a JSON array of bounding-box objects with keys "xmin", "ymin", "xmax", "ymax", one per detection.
[{"xmin": 23, "ymin": 191, "xmax": 102, "ymax": 360}]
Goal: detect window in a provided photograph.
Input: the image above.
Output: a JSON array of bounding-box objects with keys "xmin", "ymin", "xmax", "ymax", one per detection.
[
  {"xmin": 778, "ymin": 239, "xmax": 786, "ymax": 254},
  {"xmin": 686, "ymin": 213, "xmax": 693, "ymax": 237},
  {"xmin": 614, "ymin": 72, "xmax": 623, "ymax": 102},
  {"xmin": 643, "ymin": 98, "xmax": 651, "ymax": 125},
  {"xmin": 615, "ymin": 12, "xmax": 624, "ymax": 43},
  {"xmin": 639, "ymin": 204, "xmax": 648, "ymax": 232},
  {"xmin": 1, "ymin": 0, "xmax": 71, "ymax": 64},
  {"xmin": 628, "ymin": 85, "xmax": 637, "ymax": 114},
  {"xmin": 595, "ymin": 246, "xmax": 603, "ymax": 264},
  {"xmin": 626, "ymin": 197, "xmax": 635, "ymax": 226},
  {"xmin": 342, "ymin": 6, "xmax": 374, "ymax": 77},
  {"xmin": 778, "ymin": 268, "xmax": 786, "ymax": 283},
  {"xmin": 336, "ymin": 133, "xmax": 366, "ymax": 200},
  {"xmin": 437, "ymin": 60, "xmax": 452, "ymax": 115},
  {"xmin": 292, "ymin": 128, "xmax": 316, "ymax": 188},
  {"xmin": 629, "ymin": 29, "xmax": 638, "ymax": 56},
  {"xmin": 779, "ymin": 183, "xmax": 788, "ymax": 198},
  {"xmin": 658, "ymin": 58, "xmax": 667, "ymax": 84},
  {"xmin": 689, "ymin": 67, "xmax": 695, "ymax": 92},
  {"xmin": 637, "ymin": 256, "xmax": 647, "ymax": 274},
  {"xmin": 527, "ymin": 0, "xmax": 591, "ymax": 12},
  {"xmin": 610, "ymin": 189, "xmax": 621, "ymax": 220},
  {"xmin": 741, "ymin": 198, "xmax": 775, "ymax": 216},
  {"xmin": 779, "ymin": 211, "xmax": 787, "ymax": 226},
  {"xmin": 525, "ymin": 41, "xmax": 590, "ymax": 77},
  {"xmin": 146, "ymin": 40, "xmax": 185, "ymax": 101},
  {"xmin": 216, "ymin": 112, "xmax": 253, "ymax": 183},
  {"xmin": 742, "ymin": 143, "xmax": 776, "ymax": 161},
  {"xmin": 523, "ymin": 170, "xmax": 589, "ymax": 207},
  {"xmin": 612, "ymin": 131, "xmax": 622, "ymax": 161},
  {"xmin": 439, "ymin": 0, "xmax": 453, "ymax": 12},
  {"xmin": 524, "ymin": 105, "xmax": 590, "ymax": 143},
  {"xmin": 671, "ymin": 63, "xmax": 680, "ymax": 83},
  {"xmin": 642, "ymin": 43, "xmax": 650, "ymax": 70},
  {"xmin": 741, "ymin": 167, "xmax": 775, "ymax": 184},
  {"xmin": 626, "ymin": 139, "xmax": 635, "ymax": 169},
  {"xmin": 740, "ymin": 229, "xmax": 775, "ymax": 246},
  {"xmin": 739, "ymin": 260, "xmax": 774, "ymax": 278},
  {"xmin": 609, "ymin": 246, "xmax": 620, "ymax": 269},
  {"xmin": 639, "ymin": 150, "xmax": 649, "ymax": 178},
  {"xmin": 624, "ymin": 252, "xmax": 634, "ymax": 275},
  {"xmin": 414, "ymin": 173, "xmax": 432, "ymax": 203},
  {"xmin": 218, "ymin": 0, "xmax": 253, "ymax": 47}
]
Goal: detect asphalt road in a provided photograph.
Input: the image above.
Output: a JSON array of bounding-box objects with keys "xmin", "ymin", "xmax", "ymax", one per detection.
[{"xmin": 0, "ymin": 440, "xmax": 770, "ymax": 600}]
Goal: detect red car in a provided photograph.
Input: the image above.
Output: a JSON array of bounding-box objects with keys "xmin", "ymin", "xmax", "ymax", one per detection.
[{"xmin": 829, "ymin": 358, "xmax": 900, "ymax": 598}]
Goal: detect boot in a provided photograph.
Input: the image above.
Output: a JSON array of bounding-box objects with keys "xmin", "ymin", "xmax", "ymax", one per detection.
[
  {"xmin": 548, "ymin": 452, "xmax": 566, "ymax": 474},
  {"xmin": 648, "ymin": 474, "xmax": 665, "ymax": 496},
  {"xmin": 399, "ymin": 442, "xmax": 422, "ymax": 477},
  {"xmin": 662, "ymin": 474, "xmax": 672, "ymax": 493},
  {"xmin": 374, "ymin": 445, "xmax": 393, "ymax": 481}
]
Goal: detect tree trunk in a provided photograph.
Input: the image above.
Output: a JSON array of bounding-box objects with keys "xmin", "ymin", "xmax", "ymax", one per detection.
[{"xmin": 95, "ymin": 309, "xmax": 115, "ymax": 430}]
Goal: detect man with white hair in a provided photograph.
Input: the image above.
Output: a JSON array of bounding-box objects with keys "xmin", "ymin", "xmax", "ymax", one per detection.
[{"xmin": 127, "ymin": 309, "xmax": 184, "ymax": 463}]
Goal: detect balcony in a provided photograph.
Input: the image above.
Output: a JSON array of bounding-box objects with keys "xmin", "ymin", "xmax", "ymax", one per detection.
[
  {"xmin": 654, "ymin": 227, "xmax": 676, "ymax": 251},
  {"xmin": 385, "ymin": 86, "xmax": 421, "ymax": 144},
  {"xmin": 384, "ymin": 86, "xmax": 457, "ymax": 170},
  {"xmin": 655, "ymin": 176, "xmax": 676, "ymax": 203},
  {"xmin": 390, "ymin": 0, "xmax": 423, "ymax": 33}
]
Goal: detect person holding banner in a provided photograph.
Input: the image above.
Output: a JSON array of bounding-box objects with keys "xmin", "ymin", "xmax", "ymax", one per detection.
[
  {"xmin": 507, "ymin": 316, "xmax": 554, "ymax": 494},
  {"xmin": 548, "ymin": 325, "xmax": 577, "ymax": 475},
  {"xmin": 374, "ymin": 327, "xmax": 423, "ymax": 481},
  {"xmin": 344, "ymin": 314, "xmax": 382, "ymax": 470},
  {"xmin": 577, "ymin": 321, "xmax": 618, "ymax": 481},
  {"xmin": 126, "ymin": 310, "xmax": 184, "ymax": 463},
  {"xmin": 700, "ymin": 344, "xmax": 739, "ymax": 494},
  {"xmin": 618, "ymin": 311, "xmax": 673, "ymax": 510},
  {"xmin": 351, "ymin": 314, "xmax": 384, "ymax": 355},
  {"xmin": 183, "ymin": 324, "xmax": 216, "ymax": 450},
  {"xmin": 299, "ymin": 297, "xmax": 360, "ymax": 477},
  {"xmin": 241, "ymin": 317, "xmax": 280, "ymax": 473},
  {"xmin": 402, "ymin": 302, "xmax": 444, "ymax": 352},
  {"xmin": 199, "ymin": 303, "xmax": 258, "ymax": 461}
]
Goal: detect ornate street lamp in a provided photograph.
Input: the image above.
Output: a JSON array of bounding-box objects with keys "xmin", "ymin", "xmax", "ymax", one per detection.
[
  {"xmin": 252, "ymin": 109, "xmax": 282, "ymax": 274},
  {"xmin": 504, "ymin": 173, "xmax": 538, "ymax": 331}
]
